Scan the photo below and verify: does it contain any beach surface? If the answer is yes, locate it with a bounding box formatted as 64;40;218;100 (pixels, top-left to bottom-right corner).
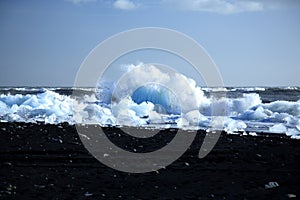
0;122;299;199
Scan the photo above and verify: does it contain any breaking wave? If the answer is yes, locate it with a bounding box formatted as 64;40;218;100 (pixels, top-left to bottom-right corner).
0;64;299;138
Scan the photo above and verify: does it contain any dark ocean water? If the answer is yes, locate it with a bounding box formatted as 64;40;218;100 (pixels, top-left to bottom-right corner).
1;86;299;102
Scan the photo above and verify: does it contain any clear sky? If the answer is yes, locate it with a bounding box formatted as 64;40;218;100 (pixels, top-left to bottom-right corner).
0;0;300;87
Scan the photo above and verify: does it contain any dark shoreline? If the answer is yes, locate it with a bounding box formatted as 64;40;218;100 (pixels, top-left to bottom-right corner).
0;122;299;199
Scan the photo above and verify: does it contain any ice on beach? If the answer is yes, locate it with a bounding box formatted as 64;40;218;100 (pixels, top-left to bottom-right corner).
0;64;300;139
264;101;300;116
224;118;247;133
0;90;73;124
0;101;10;115
269;124;287;133
183;110;209;127
286;128;300;136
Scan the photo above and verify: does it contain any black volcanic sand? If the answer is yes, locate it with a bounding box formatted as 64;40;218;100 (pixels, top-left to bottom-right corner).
0;123;299;199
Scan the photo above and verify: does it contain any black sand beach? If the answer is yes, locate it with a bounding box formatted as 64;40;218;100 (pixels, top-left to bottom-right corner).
0;122;299;199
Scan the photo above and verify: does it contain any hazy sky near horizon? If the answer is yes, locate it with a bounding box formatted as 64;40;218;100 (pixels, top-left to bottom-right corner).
0;0;300;87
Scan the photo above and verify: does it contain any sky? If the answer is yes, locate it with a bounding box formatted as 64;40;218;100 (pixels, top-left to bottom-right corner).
0;0;300;87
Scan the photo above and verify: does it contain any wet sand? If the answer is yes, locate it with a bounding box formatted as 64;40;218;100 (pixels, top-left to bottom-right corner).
0;122;299;199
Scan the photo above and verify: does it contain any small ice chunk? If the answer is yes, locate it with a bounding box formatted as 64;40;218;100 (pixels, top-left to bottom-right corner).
287;194;297;198
225;118;247;133
286;128;300;136
269;124;287;133
184;110;209;126
265;182;279;189
249;132;257;136
149;111;164;124
84;192;93;197
79;133;90;140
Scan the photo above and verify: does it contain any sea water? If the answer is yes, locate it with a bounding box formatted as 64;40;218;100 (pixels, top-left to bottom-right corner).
0;68;299;138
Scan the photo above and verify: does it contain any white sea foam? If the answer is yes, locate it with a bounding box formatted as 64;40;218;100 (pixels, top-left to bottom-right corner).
0;64;299;138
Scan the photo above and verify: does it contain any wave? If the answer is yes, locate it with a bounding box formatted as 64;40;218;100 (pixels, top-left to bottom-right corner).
1;89;299;138
0;65;299;138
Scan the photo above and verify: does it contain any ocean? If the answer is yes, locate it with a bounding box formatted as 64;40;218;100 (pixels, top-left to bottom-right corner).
0;86;299;138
